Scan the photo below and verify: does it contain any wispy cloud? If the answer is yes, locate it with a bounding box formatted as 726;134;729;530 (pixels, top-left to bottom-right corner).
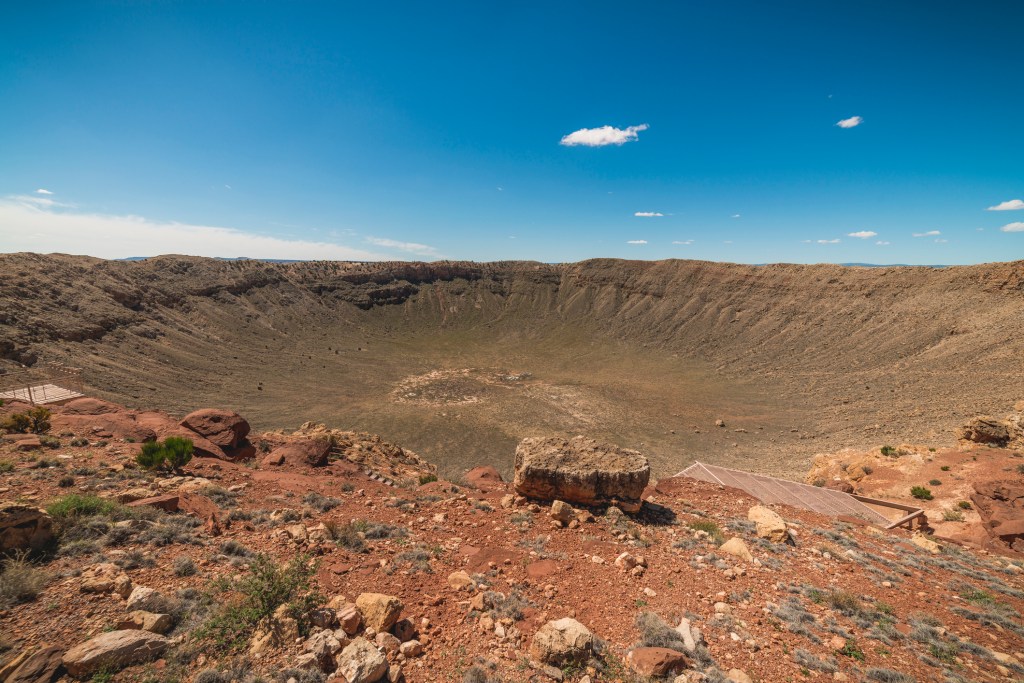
817;238;841;244
935;238;948;243
634;211;663;217
35;188;53;195
876;240;890;245
848;230;877;239
9;194;73;209
836;116;863;129
731;214;741;219
560;124;649;147
1001;222;1024;233
626;239;648;245
987;199;1024;211
364;236;441;257
0;196;384;261
672;239;694;245
912;230;941;237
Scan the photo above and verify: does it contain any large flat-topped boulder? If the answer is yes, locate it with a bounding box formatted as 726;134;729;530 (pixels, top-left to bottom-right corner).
513;436;650;513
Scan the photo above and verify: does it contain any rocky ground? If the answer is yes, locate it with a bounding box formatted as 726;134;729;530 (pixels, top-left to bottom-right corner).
3;398;1024;683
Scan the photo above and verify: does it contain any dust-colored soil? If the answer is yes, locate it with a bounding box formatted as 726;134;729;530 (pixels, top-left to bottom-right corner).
4;398;1024;683
1;253;1023;480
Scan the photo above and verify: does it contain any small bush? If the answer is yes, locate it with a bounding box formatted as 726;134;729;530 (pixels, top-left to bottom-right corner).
419;473;438;485
866;668;915;683
58;474;76;488
69;437;90;447
942;509;964;522
940;465;950;472
38;435;60;449
910;486;933;501
0;460;14;474
957;500;972;510
880;445;897;457
199;553;321;649
1;407;51;434
220;540;252;557
635;612;688;652
839;639;865;661
174;556;198;577
928;479;942;486
136;437;194;471
47;494;122;534
0;553;48;609
301;492;340;512
688;519;725;543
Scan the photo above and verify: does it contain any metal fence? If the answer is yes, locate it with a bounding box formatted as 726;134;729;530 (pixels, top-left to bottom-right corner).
0;363;85;405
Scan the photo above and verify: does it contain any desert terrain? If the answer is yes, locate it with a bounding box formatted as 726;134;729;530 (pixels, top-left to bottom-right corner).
1;253;1022;480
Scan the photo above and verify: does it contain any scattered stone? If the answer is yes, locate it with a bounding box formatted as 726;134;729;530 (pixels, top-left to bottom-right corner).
125;586;167;613
719;537;753;563
3;646;62;683
0;503;53;553
529;618;594;665
447;570;475;591
627;648;688;677
355;593;403;632
335;638;388;683
336;602;363;635
550;500;574;524
61;630;168;679
399;640;424;658
747;505;788;543
117;611;173;635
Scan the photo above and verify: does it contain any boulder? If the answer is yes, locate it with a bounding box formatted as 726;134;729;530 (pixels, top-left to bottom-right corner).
61;630;167;679
971;479;1024;549
626;647;688;677
117;611;173;634
269;437;332;467
465;466;504;490
513;436;650;513
3;646;63;683
335;638;388;683
336;602;363;635
747;505;788;543
719;537;753;563
957;416;1012;446
355;593;403;632
51;412;156;443
61;398;121;415
550;500;574;524
0;503;53;554
529;618;594;666
154;425;229;460
125;586;168;613
447;570;475;591
179;409;250;449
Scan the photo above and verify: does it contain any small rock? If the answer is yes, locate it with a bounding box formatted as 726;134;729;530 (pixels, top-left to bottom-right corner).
335;638;388;683
399;640;424;657
719;537;753;563
447;570;475;591
117;611;173;635
61;630;168;679
529;618;594;666
355;593;403;632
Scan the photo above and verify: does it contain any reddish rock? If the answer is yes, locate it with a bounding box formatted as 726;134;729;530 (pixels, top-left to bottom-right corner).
971;480;1024;550
152;425;228;460
957;417;1012;446
4;646;63;683
126;495;180;513
465;466;504;490
626;648;688;677
12;435;42;451
262;453;285;466
826;480;856;494
126;492;221;528
224;443;256;461
179;409;250;449
52;413;156;443
61;398;121;415
526;559;558;579
269;437;332;467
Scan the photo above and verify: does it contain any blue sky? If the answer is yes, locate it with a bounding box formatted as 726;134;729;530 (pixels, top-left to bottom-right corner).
1;1;1021;264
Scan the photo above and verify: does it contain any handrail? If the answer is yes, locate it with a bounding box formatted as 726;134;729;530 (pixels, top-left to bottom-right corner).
884;509;926;530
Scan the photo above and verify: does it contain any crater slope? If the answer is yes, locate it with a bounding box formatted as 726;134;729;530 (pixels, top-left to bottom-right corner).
1;253;1021;479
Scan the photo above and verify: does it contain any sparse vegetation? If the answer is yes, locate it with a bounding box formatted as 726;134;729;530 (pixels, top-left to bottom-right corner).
301;492;340;512
942;508;964;522
880;445;897;457
1;407;51;434
687;519;725;543
0;553;48;609
910;486;933;501
173;556;198;577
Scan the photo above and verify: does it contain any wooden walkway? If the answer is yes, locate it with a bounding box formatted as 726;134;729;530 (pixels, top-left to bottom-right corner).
0;383;84;405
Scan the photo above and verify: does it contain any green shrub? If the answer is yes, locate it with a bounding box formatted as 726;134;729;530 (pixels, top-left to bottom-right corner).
942;509;964;522
199;554;321;649
0;460;14;474
1;413;32;434
839;639;865;661
136;437;194;471
58;474;75;488
928;479;942;486
910;486;933;501
940;465;950;472
419;473;438;485
880;445;897;457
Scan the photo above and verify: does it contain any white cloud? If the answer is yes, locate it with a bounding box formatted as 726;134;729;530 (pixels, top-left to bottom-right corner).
986;199;1024;211
363;236;441;257
876;240;890;245
817;238;841;244
626;240;648;245
0;196;386;261
35;188;53;195
836;116;863;129
672;240;693;245
634;211;663;217
560;123;649;147
848;230;877;239
1001;222;1024;233
912;230;941;237
935;238;948;243
731;214;741;218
